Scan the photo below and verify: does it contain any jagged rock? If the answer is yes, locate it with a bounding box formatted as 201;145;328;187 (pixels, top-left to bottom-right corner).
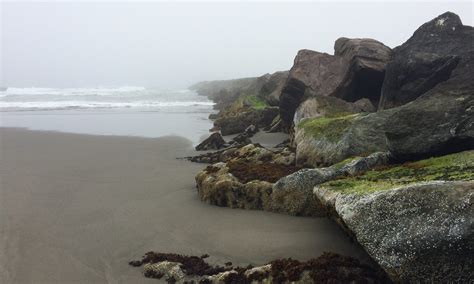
379;12;473;110
315;181;474;282
195;144;300;210
214;107;279;135
279;38;391;129
258;71;289;106
191;71;288;135
184;146;238;164
231;125;258;145
195;162;274;210
143;261;185;281
272;168;336;216
280;50;347;128
195;132;227;151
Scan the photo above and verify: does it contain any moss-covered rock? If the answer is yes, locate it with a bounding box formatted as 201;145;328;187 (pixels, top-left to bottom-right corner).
318;150;474;195
297;113;360;143
314;180;474;282
312;151;474;282
294;111;390;167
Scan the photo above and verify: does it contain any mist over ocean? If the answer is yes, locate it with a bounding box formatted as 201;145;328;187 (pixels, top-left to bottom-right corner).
0;87;215;144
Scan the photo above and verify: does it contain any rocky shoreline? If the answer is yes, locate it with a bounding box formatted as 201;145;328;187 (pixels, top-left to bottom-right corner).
131;12;473;283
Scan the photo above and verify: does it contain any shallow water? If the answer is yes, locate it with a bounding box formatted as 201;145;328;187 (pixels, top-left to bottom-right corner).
0;87;216;145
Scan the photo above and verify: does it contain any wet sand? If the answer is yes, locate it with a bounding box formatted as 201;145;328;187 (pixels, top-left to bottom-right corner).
0;128;370;283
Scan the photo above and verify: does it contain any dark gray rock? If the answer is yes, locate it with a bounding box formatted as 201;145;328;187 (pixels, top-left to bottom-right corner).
214;107;279;135
195;132;227;151
379;12;473;110
385;90;474;160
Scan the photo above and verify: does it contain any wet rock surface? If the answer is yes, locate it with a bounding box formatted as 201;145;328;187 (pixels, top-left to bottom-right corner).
195;133;227;151
195;144;299;210
129;251;389;283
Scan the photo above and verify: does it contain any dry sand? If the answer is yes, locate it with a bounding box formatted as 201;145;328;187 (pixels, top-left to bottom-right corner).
0;128;371;283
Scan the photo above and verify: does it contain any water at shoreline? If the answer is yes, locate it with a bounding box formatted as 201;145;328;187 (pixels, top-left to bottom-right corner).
0;87;215;145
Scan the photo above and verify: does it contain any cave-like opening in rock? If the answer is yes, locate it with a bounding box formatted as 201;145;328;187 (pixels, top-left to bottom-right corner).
337;67;386;107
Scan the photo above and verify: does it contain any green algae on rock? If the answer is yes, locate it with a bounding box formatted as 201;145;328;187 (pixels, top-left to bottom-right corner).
297;113;361;143
319;150;474;195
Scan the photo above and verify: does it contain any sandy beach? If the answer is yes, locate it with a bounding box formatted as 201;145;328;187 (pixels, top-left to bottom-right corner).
0;128;371;283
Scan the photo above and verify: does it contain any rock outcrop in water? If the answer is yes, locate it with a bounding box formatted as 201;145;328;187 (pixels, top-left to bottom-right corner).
183;11;474;283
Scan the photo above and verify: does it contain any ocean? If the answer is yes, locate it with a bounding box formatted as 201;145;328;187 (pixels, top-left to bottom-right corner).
0;87;215;145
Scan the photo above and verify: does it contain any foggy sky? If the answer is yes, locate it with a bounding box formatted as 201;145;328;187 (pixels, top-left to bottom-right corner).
1;1;473;88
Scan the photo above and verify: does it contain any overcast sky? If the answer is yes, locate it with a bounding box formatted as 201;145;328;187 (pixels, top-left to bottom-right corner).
1;1;472;88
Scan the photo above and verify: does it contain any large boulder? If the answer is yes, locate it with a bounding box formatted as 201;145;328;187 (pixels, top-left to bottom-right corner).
315;181;474;282
294;111;390;167
385;90;474;160
279;50;347;128
213;106;279;135
333;37;392;104
280;38;391;129
379;12;474;110
313;150;474;282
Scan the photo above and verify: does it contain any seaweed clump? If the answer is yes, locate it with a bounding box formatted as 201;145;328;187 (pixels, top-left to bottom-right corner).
227;160;302;183
270;252;388;283
129;251;390;283
129;252;230;276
